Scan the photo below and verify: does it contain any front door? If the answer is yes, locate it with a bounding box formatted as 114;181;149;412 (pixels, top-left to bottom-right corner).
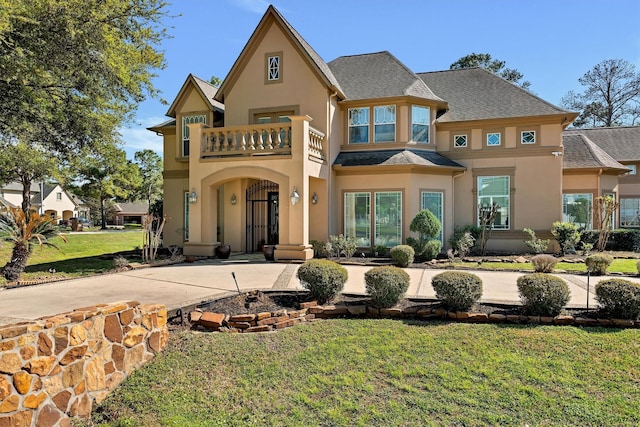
246;180;279;252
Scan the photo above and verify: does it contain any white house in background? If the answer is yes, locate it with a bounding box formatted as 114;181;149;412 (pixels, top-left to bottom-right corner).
0;182;90;222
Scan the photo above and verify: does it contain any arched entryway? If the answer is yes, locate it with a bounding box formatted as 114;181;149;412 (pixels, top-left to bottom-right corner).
246;180;279;253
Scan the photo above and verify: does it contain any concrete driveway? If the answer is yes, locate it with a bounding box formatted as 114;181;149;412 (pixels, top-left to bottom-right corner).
1;256;638;325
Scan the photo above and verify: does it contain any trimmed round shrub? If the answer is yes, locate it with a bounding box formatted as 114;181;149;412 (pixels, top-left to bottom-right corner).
423;240;442;261
530;254;559;273
296;259;348;304
390;245;415;267
365;266;410;308
595;278;640;319
585;254;613;275
431;271;483;312
517;273;570;316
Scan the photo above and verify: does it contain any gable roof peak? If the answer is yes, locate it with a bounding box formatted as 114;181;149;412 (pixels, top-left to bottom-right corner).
166;74;224;118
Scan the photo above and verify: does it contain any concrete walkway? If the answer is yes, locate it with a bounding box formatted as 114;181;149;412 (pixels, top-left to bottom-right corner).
1;255;638;325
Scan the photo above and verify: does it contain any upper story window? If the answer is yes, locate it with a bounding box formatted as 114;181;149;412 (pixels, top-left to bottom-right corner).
56;192;62;201
487;132;501;146
521;130;536;144
265;52;283;84
182;114;206;157
454;134;467;148
411;106;430;143
374;105;396;143
348;107;369;144
626;164;637;175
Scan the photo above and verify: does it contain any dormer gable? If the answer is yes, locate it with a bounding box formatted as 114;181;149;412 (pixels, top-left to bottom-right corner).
166;74;224;118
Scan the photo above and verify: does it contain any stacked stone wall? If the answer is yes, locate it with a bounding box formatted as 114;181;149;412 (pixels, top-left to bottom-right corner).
0;301;168;427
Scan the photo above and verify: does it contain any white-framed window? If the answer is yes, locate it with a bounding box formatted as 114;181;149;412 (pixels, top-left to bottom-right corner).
348;107;369;144
626;164;637;175
56;192;62;201
411;105;430;143
620;198;640;227
487;132;501;146
478;176;510;229
521;130;536;144
344;192;371;246
267;55;280;81
562;193;593;229
421;191;443;243
374;105;396;143
184;192;190;241
344;191;402;247
181;114;206;157
454;134;467;148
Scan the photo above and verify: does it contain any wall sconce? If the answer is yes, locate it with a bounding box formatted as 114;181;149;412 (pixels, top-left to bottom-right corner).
551;151;563;157
311;192;318;205
290;187;300;205
230;193;237;205
190;188;197;204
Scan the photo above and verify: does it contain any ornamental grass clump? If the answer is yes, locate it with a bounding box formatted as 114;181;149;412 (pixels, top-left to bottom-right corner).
296;259;348;304
595;278;640;320
585;254;613;275
530;254;559;273
516;273;570;316
390;245;414;267
431;271;483;312
364;266;410;308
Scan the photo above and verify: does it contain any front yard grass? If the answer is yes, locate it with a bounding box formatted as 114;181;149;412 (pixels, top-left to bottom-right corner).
90;320;640;426
0;231;143;284
462;258;638;274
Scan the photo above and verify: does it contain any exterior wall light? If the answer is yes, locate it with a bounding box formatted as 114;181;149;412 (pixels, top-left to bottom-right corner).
190;188;197;204
311;192;318;204
290;187;300;205
230;193;237;205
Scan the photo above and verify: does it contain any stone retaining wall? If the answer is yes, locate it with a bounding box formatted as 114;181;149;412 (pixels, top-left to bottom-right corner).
0;301;168;427
191;300;640;333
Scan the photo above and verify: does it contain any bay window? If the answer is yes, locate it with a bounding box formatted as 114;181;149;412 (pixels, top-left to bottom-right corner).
348;107;369;144
345;191;402;247
182;114;206;157
373;105;396;142
412;106;430;143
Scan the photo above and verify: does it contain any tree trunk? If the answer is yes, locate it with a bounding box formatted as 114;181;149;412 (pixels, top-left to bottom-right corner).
21;177;32;214
1;242;30;281
100;196;107;229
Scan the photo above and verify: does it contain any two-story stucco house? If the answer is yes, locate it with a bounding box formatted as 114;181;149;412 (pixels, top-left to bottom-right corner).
150;5;639;260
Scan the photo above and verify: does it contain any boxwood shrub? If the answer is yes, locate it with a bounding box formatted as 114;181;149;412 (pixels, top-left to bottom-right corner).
585;254;613;275
431;271;483;312
364;266;410;308
296;259;347;304
390;245;415;267
595;278;640;319
530;254;559;273
581;229;640;252
516;273;570;316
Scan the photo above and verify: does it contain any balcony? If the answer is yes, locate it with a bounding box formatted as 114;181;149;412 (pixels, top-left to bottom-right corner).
199;121;325;161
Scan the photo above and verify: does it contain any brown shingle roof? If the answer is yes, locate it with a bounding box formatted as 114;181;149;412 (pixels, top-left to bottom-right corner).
328;52;445;103
562;133;629;171
563;126;640;162
418;68;573;122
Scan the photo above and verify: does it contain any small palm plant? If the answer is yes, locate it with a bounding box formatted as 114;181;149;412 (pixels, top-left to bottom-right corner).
0;207;66;281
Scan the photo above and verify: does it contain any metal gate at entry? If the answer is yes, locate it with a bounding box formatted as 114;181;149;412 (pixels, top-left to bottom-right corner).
246;180;279;253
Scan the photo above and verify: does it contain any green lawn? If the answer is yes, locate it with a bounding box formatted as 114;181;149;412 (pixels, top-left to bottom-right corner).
89;320;640;426
455;258;639;274
0;231;143;284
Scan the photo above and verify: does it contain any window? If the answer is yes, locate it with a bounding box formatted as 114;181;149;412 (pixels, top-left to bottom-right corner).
344;191;402;247
56;192;62;201
411;106;430;143
182;114;206;157
562;193;593;229
348;107;369;144
477;176;510;229
454;134;467;148
184;192;190;240
521;130;536;144
374;105;396;142
255;112;292;148
344;192;370;246
487;132;501;146
626;164;637;175
422;191;443;243
620;198;640;227
267;55;280;81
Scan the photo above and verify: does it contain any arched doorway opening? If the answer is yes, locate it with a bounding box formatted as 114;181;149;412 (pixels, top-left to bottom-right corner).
246;180;279;253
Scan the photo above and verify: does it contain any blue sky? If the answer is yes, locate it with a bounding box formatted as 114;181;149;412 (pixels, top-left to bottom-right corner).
122;0;640;158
